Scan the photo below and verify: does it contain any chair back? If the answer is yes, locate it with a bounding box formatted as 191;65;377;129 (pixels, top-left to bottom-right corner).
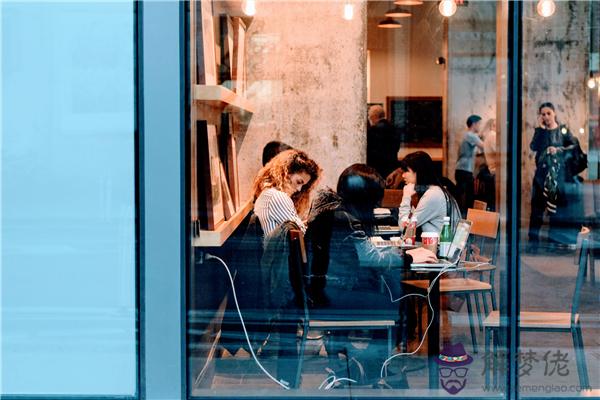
466;208;500;264
289;230;310;320
473;200;487;210
467;208;499;239
381;189;403;208
571;228;590;324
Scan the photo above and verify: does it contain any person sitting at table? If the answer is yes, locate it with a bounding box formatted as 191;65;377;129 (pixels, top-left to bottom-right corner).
252;149;321;237
307;163;437;304
305;164;436;384
398;151;461;235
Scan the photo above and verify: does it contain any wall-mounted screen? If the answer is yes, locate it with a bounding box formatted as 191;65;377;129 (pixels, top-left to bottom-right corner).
387;96;443;146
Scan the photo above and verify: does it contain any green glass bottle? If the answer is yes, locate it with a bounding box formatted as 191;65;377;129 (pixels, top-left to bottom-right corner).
439;216;452;259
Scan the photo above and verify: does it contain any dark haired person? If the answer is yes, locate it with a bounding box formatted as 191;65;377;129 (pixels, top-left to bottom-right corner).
455;115;484;215
261;140;293;166
305;164;436;383
307;164;436;304
367;105;401;179
528;102;583;252
398;151;461;235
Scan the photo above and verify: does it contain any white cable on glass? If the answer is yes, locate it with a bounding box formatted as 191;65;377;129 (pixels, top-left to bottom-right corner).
324;377;357;390
205;254;291;390
206;253;489;387
379;263;457;378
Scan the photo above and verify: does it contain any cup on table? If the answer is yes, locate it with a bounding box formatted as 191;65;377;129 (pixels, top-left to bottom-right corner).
421;232;439;254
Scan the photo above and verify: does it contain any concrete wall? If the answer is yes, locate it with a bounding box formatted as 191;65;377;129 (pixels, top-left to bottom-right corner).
447;2;497;180
238;1;367;198
521;1;590;217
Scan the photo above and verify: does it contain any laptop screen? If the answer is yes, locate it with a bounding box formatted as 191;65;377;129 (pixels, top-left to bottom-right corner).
446;220;472;262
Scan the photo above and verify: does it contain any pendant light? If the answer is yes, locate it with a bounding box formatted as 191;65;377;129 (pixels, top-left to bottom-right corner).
385;6;412;18
243;0;256;16
588;72;597;90
537;0;556;17
343;2;354;20
394;0;424;5
378;17;402;29
438;0;457;17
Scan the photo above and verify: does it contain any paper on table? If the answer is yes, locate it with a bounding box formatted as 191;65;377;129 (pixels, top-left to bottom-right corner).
374;208;392;216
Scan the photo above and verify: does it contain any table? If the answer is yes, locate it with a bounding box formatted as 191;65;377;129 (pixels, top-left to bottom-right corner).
371;236;444;389
414;266;472;389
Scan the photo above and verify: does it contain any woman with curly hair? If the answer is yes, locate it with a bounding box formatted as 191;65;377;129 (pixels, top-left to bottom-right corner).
252;149;321;236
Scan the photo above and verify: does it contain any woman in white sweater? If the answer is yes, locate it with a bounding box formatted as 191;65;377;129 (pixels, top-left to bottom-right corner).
252;149;321;237
398;151;461;234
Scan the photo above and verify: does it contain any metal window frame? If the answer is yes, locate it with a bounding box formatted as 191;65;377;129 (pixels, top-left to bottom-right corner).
139;1;188;400
505;2;522;400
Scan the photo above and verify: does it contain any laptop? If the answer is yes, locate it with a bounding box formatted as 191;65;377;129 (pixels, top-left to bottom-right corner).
411;219;472;270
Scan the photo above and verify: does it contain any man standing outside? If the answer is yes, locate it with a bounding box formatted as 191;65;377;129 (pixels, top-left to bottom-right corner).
455;115;484;215
367;105;400;179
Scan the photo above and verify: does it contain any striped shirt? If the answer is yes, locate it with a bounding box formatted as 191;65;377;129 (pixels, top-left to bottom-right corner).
254;188;306;237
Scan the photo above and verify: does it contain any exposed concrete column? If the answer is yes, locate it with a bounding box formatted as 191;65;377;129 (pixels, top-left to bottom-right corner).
239;0;368;196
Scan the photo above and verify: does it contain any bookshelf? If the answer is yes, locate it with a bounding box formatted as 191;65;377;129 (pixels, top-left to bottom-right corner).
192;199;253;247
190;0;254;246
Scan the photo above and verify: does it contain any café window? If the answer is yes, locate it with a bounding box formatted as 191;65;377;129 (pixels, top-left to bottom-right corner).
186;1;598;398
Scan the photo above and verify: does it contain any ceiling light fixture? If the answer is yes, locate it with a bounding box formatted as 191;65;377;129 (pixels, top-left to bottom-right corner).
378;17;402;29
438;0;457;17
588;72;597;90
536;0;556;18
243;0;256;16
343;3;354;20
385;6;412;18
394;0;424;5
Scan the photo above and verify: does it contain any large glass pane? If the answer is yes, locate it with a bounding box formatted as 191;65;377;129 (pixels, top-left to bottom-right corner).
520;0;599;396
1;2;137;396
188;0;509;397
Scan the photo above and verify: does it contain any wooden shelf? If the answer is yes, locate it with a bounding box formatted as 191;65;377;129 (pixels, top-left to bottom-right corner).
193;85;255;114
192;199;253;247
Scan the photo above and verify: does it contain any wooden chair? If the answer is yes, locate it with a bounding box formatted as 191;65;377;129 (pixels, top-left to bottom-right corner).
289;230;396;387
473;200;487;210
402;209;499;353
483;228;591;389
465;208;500;328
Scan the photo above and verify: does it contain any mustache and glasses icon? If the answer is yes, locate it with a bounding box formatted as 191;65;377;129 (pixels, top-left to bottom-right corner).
435;343;473;395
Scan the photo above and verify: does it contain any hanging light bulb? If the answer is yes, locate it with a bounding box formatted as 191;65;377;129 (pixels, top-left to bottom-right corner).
536;0;556;18
243;0;256;16
343;3;354;20
438;0;457;17
587;72;597;89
